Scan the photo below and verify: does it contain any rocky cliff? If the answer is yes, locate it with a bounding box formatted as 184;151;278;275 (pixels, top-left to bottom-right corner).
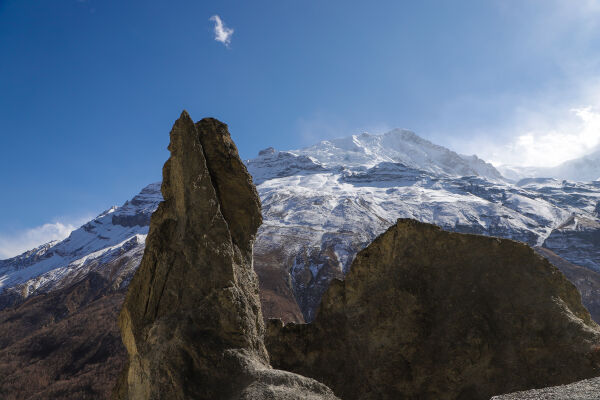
115;112;337;399
267;219;600;400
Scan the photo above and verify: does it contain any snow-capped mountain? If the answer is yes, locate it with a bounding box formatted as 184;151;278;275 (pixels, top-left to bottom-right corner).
249;145;600;319
3;129;600;323
249;129;505;184
499;147;600;182
0;183;161;308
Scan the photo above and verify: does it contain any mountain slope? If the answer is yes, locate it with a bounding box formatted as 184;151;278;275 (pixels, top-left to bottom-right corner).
535;247;600;323
0;273;126;400
249;154;600;320
0;183;160;309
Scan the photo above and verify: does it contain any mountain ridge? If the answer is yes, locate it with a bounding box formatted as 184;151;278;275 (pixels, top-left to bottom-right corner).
3;128;600;323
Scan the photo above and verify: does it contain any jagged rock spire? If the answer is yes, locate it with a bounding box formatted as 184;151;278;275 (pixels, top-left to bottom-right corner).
115;111;337;400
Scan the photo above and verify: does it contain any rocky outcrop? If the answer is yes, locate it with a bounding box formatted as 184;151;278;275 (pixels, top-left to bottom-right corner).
115;112;337;399
267;219;600;400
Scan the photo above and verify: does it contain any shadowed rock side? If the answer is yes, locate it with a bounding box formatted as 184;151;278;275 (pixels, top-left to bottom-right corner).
536;247;600;323
267;219;600;400
115;112;337;400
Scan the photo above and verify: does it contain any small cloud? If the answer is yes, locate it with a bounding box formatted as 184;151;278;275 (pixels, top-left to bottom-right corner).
210;15;234;47
0;217;90;259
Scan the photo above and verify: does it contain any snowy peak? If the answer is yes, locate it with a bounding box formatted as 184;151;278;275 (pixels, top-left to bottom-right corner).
0;183;163;303
112;182;162;227
248;129;505;182
458;153;506;181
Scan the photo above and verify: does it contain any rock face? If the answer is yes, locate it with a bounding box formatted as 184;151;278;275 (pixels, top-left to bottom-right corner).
267;219;600;400
115;112;337;400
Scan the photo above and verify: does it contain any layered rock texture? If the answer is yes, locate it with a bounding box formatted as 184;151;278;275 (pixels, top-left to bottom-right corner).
267;219;600;400
115;112;337;399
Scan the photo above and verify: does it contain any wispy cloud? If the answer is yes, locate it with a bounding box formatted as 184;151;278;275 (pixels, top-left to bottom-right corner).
451;96;600;168
497;107;600;167
210;15;234;47
0;217;90;259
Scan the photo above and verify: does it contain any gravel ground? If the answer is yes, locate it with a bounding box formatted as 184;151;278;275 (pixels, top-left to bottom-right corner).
491;377;600;400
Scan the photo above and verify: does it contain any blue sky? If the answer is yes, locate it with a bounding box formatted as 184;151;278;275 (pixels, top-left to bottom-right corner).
1;0;600;257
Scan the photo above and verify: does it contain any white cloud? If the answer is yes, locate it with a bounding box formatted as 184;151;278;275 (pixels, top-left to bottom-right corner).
0;218;89;259
494;107;600;167
210;15;234;47
451;102;600;168
436;0;600;168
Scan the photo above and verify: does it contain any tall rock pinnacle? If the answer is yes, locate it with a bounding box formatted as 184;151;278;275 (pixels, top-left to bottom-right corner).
114;112;337;399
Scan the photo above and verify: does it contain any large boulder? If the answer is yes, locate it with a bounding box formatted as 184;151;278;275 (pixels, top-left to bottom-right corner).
267;219;600;400
115;112;337;400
